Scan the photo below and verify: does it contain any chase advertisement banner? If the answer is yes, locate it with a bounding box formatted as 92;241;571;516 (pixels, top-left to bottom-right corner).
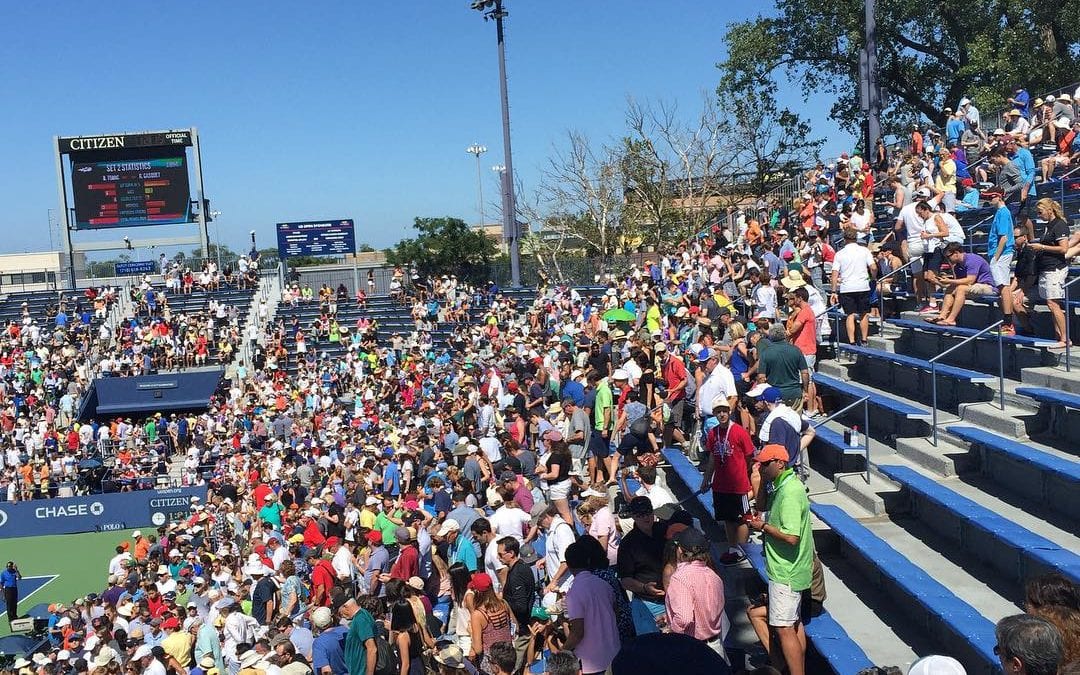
0;486;208;539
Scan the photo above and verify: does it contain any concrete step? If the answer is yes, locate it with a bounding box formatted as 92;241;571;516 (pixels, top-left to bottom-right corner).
1020;365;1080;394
954;400;1032;439
808;458;903;518
834;470;903;518
895;434;974;477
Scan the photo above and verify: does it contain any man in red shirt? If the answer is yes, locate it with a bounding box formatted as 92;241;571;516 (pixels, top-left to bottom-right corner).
252;481;272;510
656;342;688;447
388;527;419;581
699;395;756;566
307;549;338;608
784;287;819;416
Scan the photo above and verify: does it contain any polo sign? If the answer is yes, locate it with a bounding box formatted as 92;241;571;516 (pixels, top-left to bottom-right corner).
0;486;207;539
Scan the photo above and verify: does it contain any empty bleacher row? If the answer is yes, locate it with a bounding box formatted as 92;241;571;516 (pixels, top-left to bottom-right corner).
774;283;1080;670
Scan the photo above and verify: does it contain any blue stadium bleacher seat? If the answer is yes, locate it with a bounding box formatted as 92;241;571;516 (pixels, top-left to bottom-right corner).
1015;386;1080;411
660;449;875;674
812;373;931;420
877;464;1080;586
946;425;1080;514
887;318;1059;349
838;344;996;384
811;504;998;673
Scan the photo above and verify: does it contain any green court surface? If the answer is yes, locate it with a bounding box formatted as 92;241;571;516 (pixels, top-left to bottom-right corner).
0;530;125;636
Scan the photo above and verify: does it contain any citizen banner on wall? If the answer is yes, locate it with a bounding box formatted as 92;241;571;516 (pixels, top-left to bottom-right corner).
0;486;207;539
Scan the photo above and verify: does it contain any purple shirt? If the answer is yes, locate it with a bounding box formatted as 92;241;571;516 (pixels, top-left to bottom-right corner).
566;571;621;673
959;253;995;287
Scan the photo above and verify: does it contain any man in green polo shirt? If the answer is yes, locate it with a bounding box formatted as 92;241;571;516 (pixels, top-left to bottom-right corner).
748;443;813;675
341;597;377;675
590;371;614;485
758;323;809;411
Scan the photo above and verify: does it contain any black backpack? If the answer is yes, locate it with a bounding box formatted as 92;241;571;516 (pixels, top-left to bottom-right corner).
372;623;400;675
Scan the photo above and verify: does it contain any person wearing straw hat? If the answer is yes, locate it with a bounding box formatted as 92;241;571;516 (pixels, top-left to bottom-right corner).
432;643;470;673
1039;117;1077;182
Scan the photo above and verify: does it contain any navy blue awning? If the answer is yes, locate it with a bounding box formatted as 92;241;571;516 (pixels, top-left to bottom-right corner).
78;369;223;420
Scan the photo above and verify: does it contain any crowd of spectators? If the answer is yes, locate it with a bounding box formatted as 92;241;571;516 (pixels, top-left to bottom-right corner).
0;255;265;502
4;84;1080;675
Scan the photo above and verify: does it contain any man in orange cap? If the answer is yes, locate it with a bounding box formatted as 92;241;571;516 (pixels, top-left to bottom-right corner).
746;444;813;675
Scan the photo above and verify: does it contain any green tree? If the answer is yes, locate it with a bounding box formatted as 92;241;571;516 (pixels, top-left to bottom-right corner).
385;217;497;283
621;96;740;248
187;243;237;264
718;80;824;197
719;0;1080;135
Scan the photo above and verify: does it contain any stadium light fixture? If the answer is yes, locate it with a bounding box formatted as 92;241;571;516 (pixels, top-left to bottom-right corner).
471;0;519;286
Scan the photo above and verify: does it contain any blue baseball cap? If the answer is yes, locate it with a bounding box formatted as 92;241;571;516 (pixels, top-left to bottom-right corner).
761;386;783;403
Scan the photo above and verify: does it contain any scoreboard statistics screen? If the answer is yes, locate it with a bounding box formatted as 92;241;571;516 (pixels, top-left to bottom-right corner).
70;147;191;230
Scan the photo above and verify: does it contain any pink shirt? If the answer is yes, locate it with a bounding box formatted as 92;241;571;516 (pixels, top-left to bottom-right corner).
588;506;620;566
565;571;620;673
665;560;725;640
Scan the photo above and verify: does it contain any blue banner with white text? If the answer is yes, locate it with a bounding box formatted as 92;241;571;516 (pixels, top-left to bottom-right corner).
0;486;207;539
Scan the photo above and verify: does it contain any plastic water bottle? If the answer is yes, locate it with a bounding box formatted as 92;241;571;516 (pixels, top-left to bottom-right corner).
849;425;861;448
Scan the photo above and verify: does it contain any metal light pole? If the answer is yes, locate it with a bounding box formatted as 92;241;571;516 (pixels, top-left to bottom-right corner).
492;165;508;256
210;210;223;268
472;0;521;287
467;144;487;228
861;0;881;155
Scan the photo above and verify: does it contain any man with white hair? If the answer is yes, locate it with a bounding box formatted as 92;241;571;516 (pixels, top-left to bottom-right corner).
695;347;737;425
133;644;166;675
310;606;348;675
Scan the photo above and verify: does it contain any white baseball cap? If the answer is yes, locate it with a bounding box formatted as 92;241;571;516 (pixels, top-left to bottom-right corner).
311;606;333;629
908;655;966;675
436;519;461;537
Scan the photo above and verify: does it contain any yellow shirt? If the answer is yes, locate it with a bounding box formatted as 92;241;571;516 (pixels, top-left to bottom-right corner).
935;158;957;194
359;509;377;530
162;630;193;667
646;305;662;332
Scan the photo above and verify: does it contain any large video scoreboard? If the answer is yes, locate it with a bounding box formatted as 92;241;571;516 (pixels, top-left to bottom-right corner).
60;131;194;230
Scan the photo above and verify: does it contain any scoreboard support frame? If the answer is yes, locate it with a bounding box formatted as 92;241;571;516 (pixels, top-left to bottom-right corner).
54;127;211;290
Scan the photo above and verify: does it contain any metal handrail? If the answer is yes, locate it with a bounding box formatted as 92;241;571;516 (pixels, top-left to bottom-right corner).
961;212;999;252
877;258;920;320
816;301;842;352
929;319;1005;445
812;395;871;484
1064;275;1080;371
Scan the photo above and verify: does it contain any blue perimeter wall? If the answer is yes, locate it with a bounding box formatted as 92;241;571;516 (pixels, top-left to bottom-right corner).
0;486;208;539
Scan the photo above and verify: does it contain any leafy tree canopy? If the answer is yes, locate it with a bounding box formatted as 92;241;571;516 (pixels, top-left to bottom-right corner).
385;217;497;283
719;0;1080;135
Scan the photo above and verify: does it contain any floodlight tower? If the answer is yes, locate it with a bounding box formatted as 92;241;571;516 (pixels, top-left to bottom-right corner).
471;0;520;287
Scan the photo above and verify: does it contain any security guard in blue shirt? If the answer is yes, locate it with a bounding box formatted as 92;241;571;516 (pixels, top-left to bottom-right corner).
1;561;22;625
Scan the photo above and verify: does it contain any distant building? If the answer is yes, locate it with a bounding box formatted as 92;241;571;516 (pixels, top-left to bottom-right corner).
0;251;87;293
471;223;511;254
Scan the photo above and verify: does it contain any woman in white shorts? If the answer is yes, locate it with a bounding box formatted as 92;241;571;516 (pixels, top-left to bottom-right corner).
1031;199;1073;347
538;439;574;525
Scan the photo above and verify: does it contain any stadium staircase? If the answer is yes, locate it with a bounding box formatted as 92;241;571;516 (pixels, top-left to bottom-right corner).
665;260;1080;672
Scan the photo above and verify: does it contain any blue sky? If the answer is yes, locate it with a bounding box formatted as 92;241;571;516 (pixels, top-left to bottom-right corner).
0;1;852;256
